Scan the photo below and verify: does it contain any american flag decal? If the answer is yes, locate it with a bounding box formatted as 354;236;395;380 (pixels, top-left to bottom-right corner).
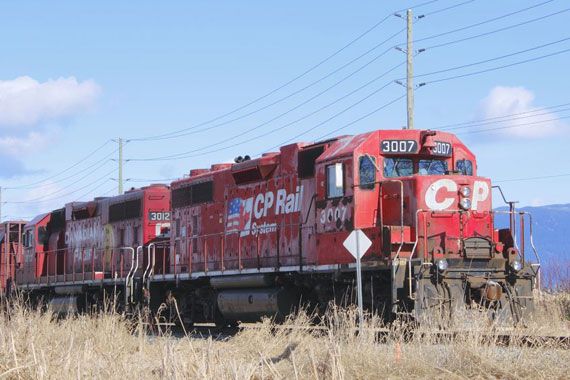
226;197;243;230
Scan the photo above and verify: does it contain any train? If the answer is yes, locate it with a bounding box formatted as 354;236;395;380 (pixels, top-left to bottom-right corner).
0;128;540;324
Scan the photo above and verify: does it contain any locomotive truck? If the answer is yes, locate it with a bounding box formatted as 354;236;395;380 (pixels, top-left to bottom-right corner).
2;129;539;324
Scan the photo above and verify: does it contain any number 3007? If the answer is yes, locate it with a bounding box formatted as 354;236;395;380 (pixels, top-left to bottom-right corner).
432;141;452;156
381;140;418;153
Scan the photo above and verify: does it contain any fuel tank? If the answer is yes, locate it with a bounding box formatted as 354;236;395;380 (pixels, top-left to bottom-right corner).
216;287;296;322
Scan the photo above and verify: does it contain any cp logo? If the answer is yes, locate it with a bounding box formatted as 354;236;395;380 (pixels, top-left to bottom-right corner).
424;179;489;211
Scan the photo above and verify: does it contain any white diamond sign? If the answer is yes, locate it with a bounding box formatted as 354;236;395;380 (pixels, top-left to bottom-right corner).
343;229;372;260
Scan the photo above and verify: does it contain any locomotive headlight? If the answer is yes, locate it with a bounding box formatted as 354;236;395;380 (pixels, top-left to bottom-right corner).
459;197;472;210
460;186;471;198
511;259;523;272
436;259;449;271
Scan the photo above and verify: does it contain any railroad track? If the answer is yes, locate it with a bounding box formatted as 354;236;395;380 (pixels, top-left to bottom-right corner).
180;324;570;349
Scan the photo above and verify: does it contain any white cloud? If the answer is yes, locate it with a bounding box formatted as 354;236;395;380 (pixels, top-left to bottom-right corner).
479;86;566;138
0;76;100;129
0;130;57;156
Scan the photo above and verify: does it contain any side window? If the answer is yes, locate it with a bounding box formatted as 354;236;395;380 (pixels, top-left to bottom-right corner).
359;155;376;189
383;158;413;178
326;163;344;198
456;159;473;176
23;231;30;248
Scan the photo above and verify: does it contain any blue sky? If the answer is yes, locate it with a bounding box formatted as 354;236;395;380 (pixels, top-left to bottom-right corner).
0;0;569;219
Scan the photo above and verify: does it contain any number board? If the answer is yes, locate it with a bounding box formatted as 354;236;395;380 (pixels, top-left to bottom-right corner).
148;211;171;221
381;140;418;154
432;141;452;156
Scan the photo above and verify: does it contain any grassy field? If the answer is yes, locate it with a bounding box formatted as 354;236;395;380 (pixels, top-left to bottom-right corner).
0;292;568;379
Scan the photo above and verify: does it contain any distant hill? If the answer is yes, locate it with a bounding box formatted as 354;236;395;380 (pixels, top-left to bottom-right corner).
495;203;570;288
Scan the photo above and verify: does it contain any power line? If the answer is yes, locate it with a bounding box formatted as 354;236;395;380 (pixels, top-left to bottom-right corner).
434;102;570;129
5;146;120;193
3;158;114;203
423;7;570;50
131;41;570;161
440;107;570;131
132;28;407;142
284;46;570;146
495;173;570;183
407;37;570;80
424;47;570;85
132;30;405;142
271;94;407;150
423;0;476;16
4;167;116;205
130;0;478;142
129;61;404;161
456;114;570;135
126;2;565;160
3;140;112;190
407;0;555;45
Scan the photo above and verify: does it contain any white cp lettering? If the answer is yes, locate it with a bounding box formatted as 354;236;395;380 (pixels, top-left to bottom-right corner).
471;181;490;211
425;179;457;211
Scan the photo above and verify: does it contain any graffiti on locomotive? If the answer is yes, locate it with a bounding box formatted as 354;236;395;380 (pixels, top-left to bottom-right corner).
66;218;103;261
226;185;303;237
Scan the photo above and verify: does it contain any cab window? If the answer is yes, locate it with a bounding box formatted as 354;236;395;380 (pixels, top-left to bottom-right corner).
456;159;473;175
359;155;376;189
23;230;34;248
418;159;448;175
383;158;413;178
326;163;344;198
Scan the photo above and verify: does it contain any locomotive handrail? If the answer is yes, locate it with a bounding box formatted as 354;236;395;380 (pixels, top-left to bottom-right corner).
503;211;541;288
491;210;541;265
521;212;541;289
492;210;521;257
521;212;540;264
302;194;317;225
492;185;518;238
142;243;155;287
23;245;152;286
121;246;137;304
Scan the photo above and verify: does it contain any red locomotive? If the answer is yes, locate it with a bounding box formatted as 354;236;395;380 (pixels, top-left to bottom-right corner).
4;129;539;323
13;185;170;311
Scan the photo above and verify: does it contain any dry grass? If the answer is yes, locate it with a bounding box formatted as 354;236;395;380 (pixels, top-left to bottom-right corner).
0;293;569;379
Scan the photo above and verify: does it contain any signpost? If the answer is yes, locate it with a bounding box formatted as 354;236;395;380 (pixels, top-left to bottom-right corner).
343;229;372;331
